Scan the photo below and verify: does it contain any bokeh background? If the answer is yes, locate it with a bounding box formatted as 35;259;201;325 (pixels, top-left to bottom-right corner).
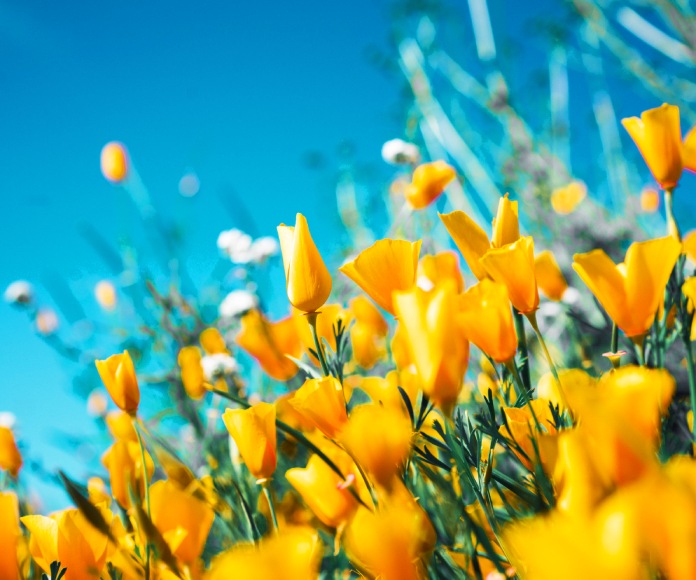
2;0;696;508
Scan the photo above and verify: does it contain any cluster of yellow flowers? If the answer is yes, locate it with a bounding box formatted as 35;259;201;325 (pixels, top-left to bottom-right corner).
2;102;696;579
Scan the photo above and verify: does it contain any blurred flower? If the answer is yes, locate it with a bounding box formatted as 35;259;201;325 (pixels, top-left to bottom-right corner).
393;282;469;413
459;280;517;364
286;454;359;528
105;410;137;441
236;309;301;381
94;280;117;311
340;239;422;315
417;251;464;293
217;229;254;263
3;280;33;305
150;479;215;566
95;351;140;415
207;527;322;579
178;171;200;197
222;402;277;480
640;187;660;213
219;289;258;319
100;141;129;183
350;296;388;369
683;230;696;265
0;427;22;477
550;181;586;215
251;236;279;262
499;400;558;473
404;160;456;209
573;236;681;337
534;250;568;301
480;236;539;314
102;440;154;509
201;353;238;382
0;492;19;580
86;389;108;417
278;213;332;314
200;327;229;354
35;308;59;335
0;412;16;429
290;376;348;439
381;138;420;165
178;346;208;399
622;103;684;189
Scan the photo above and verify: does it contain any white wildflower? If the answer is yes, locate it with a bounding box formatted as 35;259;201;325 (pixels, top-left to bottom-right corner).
250;236;279;263
201;353;239;382
217;228;255;263
381;138;420;165
219;290;258;319
0;412;16;429
4;280;33;305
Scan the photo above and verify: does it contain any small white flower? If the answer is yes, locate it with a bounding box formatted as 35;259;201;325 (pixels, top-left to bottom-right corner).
0;412;16;429
381;138;420;165
250;236;279;263
87;390;108;417
217;229;255;263
35;308;59;335
562;287;581;307
201;353;238;381
4;280;33;305
219;289;258;319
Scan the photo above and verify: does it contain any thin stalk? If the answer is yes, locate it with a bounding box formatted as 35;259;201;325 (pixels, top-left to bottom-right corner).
259;481;279;533
611;323;618;354
505;361;542;432
336;442;379;510
306;312;330;377
513;310;531;391
134;419;151;580
686;339;696;439
664;187;681;241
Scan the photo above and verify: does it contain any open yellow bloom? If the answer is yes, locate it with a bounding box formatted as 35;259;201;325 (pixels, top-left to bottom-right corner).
340;239;421;315
150;480;215;566
403;160;456;209
459;280;517;364
236;309;301;381
550;181;586;215
222;402;277;480
286;454;359;528
100;141;129;183
22;509;109;580
102;439;155;509
0;492;19;580
0;427;22;477
417;251;464;292
178;346;207;399
278;213;332;313
622;103;684;189
289;376;348;439
534;250;568;301
207;527;322;579
439;194;519;280
393;282;469;413
105;410;138;442
480;236;539;314
95;350;140;415
573;236;681;338
349;296;388;369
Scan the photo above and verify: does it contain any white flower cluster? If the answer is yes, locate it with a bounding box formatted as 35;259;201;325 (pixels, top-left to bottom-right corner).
4;280;34;305
217;229;279;264
381;138;420;165
219;289;258;319
201;353;238;382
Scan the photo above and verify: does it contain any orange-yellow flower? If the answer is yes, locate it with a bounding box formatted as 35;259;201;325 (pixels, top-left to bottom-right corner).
286;454;359;528
95;350;140;415
100;141;129;183
349;296;388;369
0;492;19;580
550;181;586;215
340;239;422;316
277;213;332;313
573;236;681;338
105;410;138;442
94;280;117;311
222;402;277;480
102;439;155;509
0;427;22;477
622;104;684;190
490;194;520;249
417;251;464;292
684;230;696;265
393;282;469;413
499;399;558;473
480;236;539;314
289;377;348;439
150;479;215;566
534;250;568;301
200;327;228;354
236;309;301;381
403;160;456;209
459;280;518;364
640;187;660;213
178;346;207;399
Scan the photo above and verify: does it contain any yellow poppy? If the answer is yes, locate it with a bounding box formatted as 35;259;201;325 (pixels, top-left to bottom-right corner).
222;402;277;480
95;350;140;415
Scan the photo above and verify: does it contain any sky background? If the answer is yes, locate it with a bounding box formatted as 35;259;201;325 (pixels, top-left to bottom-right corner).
2;0;695;508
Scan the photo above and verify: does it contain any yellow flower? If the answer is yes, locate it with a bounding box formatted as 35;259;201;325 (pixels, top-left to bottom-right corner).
105;410;138;442
95;350;140;415
100;141;129;183
684;230;696;265
499;399;558;473
236;309;301;381
293;303;351;362
685;124;696;172
0;427;22;477
349;296;388;369
341;403;412;487
536;368;595;415
0;492;20;580
286;454;359;528
459;280;517;363
573;236;681;338
393;282;469;413
277;213;332;313
640;187;660;213
207;527;322;579
491;194;520;248
683;277;696;340
340;239;422;316
480;236;539;314
622;103;684;189
550;181;586;215
94;280;117;311
178;346;207;399
22;509;109;580
222;402;277;480
534;250;568;301
417;251;464;293
289;376;348;439
356;372;410;413
102;440;155;509
150;480;215;566
200;327;228;354
403;160;456;209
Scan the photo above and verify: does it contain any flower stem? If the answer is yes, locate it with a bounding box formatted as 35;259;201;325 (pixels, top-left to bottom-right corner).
134;419;151;580
664;187;681;242
685;339;696;439
513;310;531;391
306;312;331;377
259;480;279;534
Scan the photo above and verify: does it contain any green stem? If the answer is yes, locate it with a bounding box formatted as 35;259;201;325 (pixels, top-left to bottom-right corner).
505;361;542;432
260;481;279;533
211;389;371;510
611;323;618;354
513;310;531;391
686;340;696;439
134;419;151;580
307;312;330;377
664;187;681;242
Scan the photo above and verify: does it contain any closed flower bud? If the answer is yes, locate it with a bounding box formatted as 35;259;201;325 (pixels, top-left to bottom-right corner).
95;351;140;415
0;427;22;478
100;141;129;183
404;161;456;209
222;402;277;480
534;250;568;301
